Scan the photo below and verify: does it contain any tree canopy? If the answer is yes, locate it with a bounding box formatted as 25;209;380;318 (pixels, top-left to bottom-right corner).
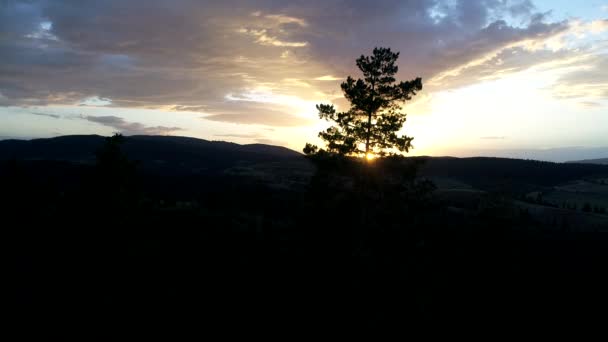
305;47;422;158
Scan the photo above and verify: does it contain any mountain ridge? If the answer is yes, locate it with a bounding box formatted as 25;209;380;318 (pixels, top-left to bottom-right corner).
567;158;608;165
0;134;302;162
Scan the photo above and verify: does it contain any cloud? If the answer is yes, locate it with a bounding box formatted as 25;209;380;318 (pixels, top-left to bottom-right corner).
314;75;342;81
215;133;261;138
237;10;309;47
214;133;287;145
551;54;608;100
30;112;61;119
578;101;602;108
237;28;308;47
451;146;608;163
264;13;308;27
0;92;10;106
589;19;608;34
203;112;312;127
424;17;608;100
85;115;183;135
170;105;208;112
79;96;112;106
428;19;569;88
0;0;601;126
254;138;286;145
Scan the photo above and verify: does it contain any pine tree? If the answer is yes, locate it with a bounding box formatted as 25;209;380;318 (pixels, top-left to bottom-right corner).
583;202;592;212
304;47;422;158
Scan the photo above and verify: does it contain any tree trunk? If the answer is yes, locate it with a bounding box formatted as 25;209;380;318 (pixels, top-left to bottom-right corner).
366;80;375;156
365;111;372;155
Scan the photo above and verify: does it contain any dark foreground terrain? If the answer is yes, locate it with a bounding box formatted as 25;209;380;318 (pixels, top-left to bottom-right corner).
5;135;608;332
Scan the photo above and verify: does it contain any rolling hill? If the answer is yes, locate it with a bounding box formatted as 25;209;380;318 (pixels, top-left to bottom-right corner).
567;158;608;165
0;135;314;198
0;134;301;162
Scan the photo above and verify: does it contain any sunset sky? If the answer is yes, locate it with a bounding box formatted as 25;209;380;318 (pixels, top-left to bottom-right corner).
2;0;608;161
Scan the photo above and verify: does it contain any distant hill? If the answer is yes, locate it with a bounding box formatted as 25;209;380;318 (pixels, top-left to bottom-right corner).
566;158;608;165
416;156;608;194
0;135;312;197
0;135;303;174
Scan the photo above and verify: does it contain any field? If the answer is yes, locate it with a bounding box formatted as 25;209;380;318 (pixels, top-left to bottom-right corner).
538;180;608;210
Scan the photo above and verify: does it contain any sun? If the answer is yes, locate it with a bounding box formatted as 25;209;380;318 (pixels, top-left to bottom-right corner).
365;153;375;161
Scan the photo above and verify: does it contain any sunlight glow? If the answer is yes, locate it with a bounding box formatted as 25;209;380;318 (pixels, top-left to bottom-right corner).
225;87;327;118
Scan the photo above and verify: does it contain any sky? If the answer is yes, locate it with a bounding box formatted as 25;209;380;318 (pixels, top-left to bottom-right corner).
1;0;608;162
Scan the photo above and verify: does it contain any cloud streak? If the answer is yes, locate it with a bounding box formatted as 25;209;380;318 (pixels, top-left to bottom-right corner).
30;112;61;119
214;133;262;139
86;115;183;135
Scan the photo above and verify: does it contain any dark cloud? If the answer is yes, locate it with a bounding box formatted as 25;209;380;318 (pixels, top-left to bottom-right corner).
293;0;567;83
85;115;183;135
0;0;576;126
29;111;61;119
171;105;208;112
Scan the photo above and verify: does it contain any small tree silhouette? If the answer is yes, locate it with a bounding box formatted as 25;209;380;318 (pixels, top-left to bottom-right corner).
583;202;592;213
94;133;138;209
96;134;133;181
305;47;422;158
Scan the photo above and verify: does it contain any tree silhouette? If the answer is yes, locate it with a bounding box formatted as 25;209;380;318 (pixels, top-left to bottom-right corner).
305;47;422;158
93;133;139;209
95;133;134;182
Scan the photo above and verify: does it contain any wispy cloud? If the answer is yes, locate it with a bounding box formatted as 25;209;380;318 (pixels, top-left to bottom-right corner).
448;146;608;163
170;105;208;112
578;101;602;108
255;138;286;146
314;75;341;81
30;112;61;119
79;96;112;107
85;115;183;135
237;28;308;47
263;13;308;27
203;112;311;127
214;133;261;139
